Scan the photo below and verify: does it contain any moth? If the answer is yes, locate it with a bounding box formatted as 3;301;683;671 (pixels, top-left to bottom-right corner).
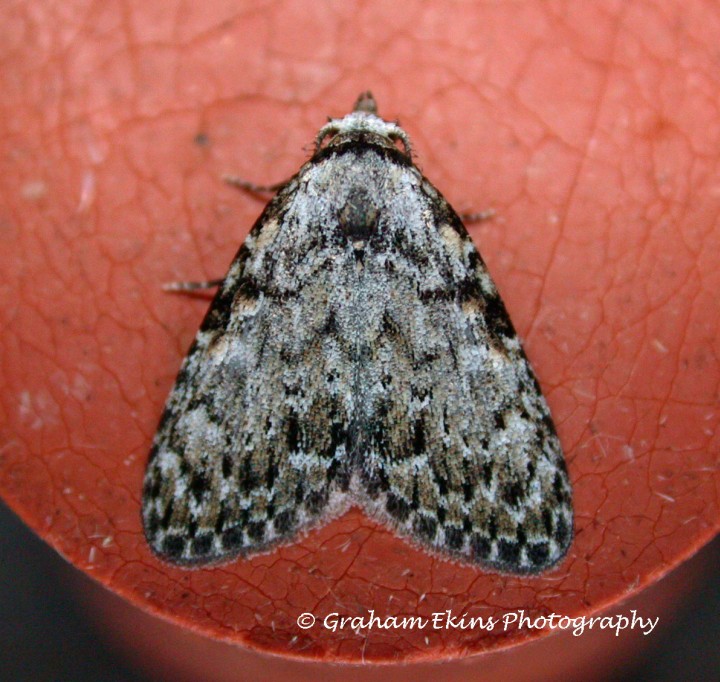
142;92;573;573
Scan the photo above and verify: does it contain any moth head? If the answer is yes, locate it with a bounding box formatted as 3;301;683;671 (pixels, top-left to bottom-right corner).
315;92;412;157
353;91;378;114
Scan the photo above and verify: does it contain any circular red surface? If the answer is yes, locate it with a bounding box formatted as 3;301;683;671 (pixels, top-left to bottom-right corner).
1;0;718;663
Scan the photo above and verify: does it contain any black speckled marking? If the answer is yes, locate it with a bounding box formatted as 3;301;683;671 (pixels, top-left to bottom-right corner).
142;93;572;574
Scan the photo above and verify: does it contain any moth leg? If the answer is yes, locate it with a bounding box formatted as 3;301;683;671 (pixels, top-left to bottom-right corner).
222;174;289;195
162;278;224;292
460;208;496;224
162;173;292;294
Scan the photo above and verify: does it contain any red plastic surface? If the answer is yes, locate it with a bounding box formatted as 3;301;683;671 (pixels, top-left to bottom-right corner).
0;0;718;663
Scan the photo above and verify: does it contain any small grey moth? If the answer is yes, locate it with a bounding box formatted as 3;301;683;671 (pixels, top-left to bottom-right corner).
142;92;573;574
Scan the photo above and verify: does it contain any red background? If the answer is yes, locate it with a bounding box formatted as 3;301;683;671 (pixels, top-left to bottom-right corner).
0;0;718;666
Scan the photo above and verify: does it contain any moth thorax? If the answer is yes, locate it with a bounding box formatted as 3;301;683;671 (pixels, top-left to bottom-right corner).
338;186;379;245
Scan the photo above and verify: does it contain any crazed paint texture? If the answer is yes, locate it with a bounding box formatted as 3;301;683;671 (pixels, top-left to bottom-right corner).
0;0;718;663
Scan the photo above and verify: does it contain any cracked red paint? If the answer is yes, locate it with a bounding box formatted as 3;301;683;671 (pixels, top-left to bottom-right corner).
0;0;718;667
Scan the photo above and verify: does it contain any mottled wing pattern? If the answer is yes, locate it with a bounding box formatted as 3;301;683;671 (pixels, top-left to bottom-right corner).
143;95;573;573
142;184;356;564
355;187;572;574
